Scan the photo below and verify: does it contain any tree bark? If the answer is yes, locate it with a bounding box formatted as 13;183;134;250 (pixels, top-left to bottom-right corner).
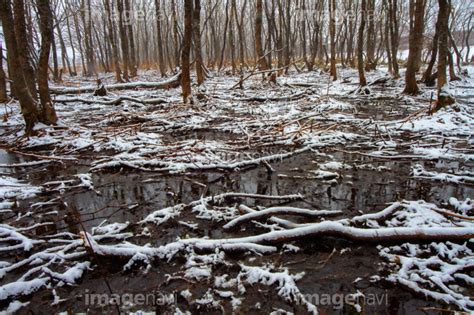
154;0;167;77
0;41;7;103
388;0;400;78
172;0;181;69
193;0;205;85
81;0;97;77
36;0;58;125
124;0;138;77
365;0;376;71
12;0;37;98
329;0;338;80
403;0;426;95
435;0;455;110
0;0;39;134
357;0;367;86
104;0;122;82
255;0;269;70
181;0;193;103
423;18;440;86
117;0;130;81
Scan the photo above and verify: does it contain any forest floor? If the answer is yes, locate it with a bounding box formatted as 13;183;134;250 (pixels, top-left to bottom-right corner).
0;67;473;314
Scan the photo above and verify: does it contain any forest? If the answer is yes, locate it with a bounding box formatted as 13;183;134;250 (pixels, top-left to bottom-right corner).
0;0;473;313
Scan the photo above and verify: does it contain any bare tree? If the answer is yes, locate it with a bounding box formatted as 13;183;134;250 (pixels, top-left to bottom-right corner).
104;0;123;82
358;0;367;86
0;0;39;134
117;0;130;81
434;0;455;110
154;0;167;77
36;0;58;125
181;0;193;103
255;0;269;70
193;0;205;85
403;0;426;95
388;0;400;78
124;0;138;77
13;0;37;98
329;0;338;80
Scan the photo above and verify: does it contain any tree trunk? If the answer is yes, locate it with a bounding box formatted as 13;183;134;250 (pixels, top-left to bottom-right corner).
255;0;269;70
435;0;455;110
181;0;193;103
193;0;205;85
81;0;96;77
235;0;247;71
154;0;167;77
65;3;77;76
12;0;37;98
36;0;58;125
0;41;7;103
104;0;122;82
0;0;39;134
388;0;400;78
283;0;291;73
228;0;237;74
357;0;367;86
423;18;440;86
403;0;426;95
365;0;376;71
124;0;138;77
172;0;181;69
329;0;337;80
218;0;230;71
117;0;130;81
383;0;393;74
73;8;87;76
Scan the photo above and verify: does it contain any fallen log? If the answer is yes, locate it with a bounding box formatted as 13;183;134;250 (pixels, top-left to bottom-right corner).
54;96;168;106
229;89;316;103
186;222;474;246
84;222;473;261
50;73;181;95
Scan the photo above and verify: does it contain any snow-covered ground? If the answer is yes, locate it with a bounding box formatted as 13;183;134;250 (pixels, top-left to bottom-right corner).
0;67;473;313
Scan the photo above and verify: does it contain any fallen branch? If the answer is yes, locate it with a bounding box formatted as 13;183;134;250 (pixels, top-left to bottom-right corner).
54;96;168;106
224;205;342;230
50;73;181;95
231;90;316;103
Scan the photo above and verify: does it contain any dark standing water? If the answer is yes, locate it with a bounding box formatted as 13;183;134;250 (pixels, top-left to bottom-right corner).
0;95;472;314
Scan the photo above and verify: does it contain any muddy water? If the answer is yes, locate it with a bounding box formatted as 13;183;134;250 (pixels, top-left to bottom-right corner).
1;98;472;314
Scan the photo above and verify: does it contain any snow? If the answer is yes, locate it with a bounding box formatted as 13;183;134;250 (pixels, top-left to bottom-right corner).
411;164;474;184
42;262;91;286
0;65;473;312
448;197;473;215
0;176;42;200
0;278;48;301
